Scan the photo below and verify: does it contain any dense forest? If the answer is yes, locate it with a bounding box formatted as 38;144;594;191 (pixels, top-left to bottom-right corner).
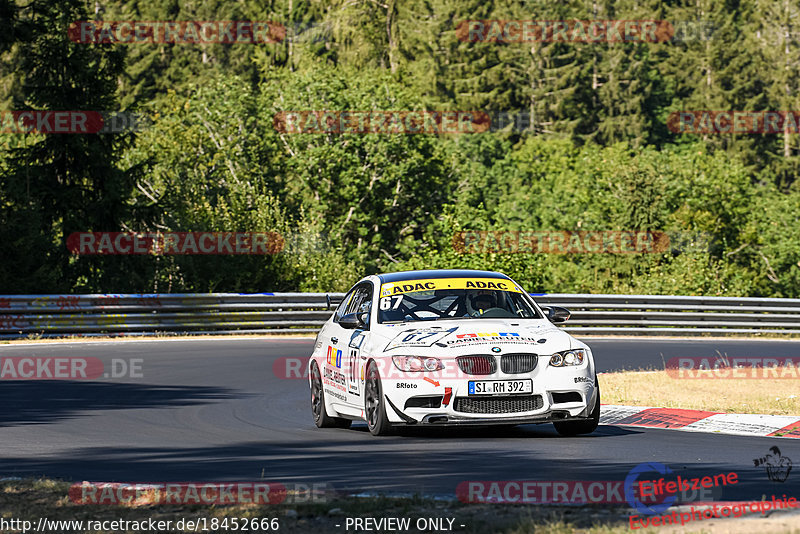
1;0;799;296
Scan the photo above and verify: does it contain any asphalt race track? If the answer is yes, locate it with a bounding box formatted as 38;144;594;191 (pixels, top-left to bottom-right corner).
2;337;800;502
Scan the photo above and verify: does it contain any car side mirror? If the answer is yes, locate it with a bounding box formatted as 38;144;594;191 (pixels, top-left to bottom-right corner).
339;312;366;330
545;306;571;324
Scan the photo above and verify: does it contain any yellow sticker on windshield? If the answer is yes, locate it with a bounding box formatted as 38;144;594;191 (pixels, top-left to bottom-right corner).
380;278;522;297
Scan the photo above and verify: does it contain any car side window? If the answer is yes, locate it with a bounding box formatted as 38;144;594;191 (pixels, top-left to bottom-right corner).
334;291;355;323
354;288;372;328
334;283;373;325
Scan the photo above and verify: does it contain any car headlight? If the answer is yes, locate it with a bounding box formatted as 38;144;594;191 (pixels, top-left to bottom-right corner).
549;349;586;367
392;355;444;372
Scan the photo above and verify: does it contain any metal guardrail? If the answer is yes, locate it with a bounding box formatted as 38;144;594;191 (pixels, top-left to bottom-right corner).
538;294;800;335
1;293;799;339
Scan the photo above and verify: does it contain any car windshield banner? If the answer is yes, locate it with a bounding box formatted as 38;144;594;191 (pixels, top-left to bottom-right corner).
379;278;523;297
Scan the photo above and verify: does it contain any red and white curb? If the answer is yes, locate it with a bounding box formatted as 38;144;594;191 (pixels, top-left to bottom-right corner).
600;405;800;439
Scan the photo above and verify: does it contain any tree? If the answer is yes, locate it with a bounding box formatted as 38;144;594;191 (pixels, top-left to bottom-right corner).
0;0;134;292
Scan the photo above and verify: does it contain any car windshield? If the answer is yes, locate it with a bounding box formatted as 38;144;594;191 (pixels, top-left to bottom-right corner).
377;277;543;323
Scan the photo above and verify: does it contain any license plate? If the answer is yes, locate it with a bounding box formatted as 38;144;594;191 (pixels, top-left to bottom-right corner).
468;379;532;395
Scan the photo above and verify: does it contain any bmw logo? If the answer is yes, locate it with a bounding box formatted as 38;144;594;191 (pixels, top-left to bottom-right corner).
491;347;501;353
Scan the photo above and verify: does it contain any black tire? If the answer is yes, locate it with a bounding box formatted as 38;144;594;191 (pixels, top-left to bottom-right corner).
364;360;392;436
553;377;600;437
310;361;352;429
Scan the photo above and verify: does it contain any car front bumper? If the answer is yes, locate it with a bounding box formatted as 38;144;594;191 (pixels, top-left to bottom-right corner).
381;370;597;426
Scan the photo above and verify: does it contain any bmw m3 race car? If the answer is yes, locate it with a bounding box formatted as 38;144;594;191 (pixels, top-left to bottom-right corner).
308;269;599;436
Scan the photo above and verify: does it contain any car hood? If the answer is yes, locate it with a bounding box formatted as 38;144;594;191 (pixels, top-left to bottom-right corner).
371;319;577;356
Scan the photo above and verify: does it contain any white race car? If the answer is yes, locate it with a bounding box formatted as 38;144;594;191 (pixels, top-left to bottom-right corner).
308;269;599;436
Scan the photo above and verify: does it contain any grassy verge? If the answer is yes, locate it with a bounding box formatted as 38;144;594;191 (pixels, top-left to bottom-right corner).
5;479;800;533
600;369;800;415
0;479;634;534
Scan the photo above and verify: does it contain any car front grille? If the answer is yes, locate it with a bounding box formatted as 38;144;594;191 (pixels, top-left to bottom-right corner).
454;395;543;414
456;355;497;375
500;353;538;374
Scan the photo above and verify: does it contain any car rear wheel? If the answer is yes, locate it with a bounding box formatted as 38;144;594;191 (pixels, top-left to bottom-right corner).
553;377;600;437
365;360;392;436
310;361;351;429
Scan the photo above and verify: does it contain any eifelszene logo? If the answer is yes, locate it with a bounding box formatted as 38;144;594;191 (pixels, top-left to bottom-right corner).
754;447;792;483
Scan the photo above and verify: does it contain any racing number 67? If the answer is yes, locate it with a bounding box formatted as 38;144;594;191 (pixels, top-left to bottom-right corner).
379;296;403;310
401;331;439;342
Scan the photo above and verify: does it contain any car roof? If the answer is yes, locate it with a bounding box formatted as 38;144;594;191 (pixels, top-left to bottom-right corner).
376;269;511;284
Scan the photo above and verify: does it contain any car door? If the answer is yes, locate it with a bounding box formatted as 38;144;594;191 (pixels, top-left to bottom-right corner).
316;287;357;408
342;283;372;405
322;282;371;408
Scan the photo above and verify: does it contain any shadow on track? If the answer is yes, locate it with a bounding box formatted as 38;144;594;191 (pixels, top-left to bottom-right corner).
386;423;640;439
0;437;787;503
0;381;238;427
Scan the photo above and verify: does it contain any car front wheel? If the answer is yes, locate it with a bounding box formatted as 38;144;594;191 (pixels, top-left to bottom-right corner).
364;360;392;436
